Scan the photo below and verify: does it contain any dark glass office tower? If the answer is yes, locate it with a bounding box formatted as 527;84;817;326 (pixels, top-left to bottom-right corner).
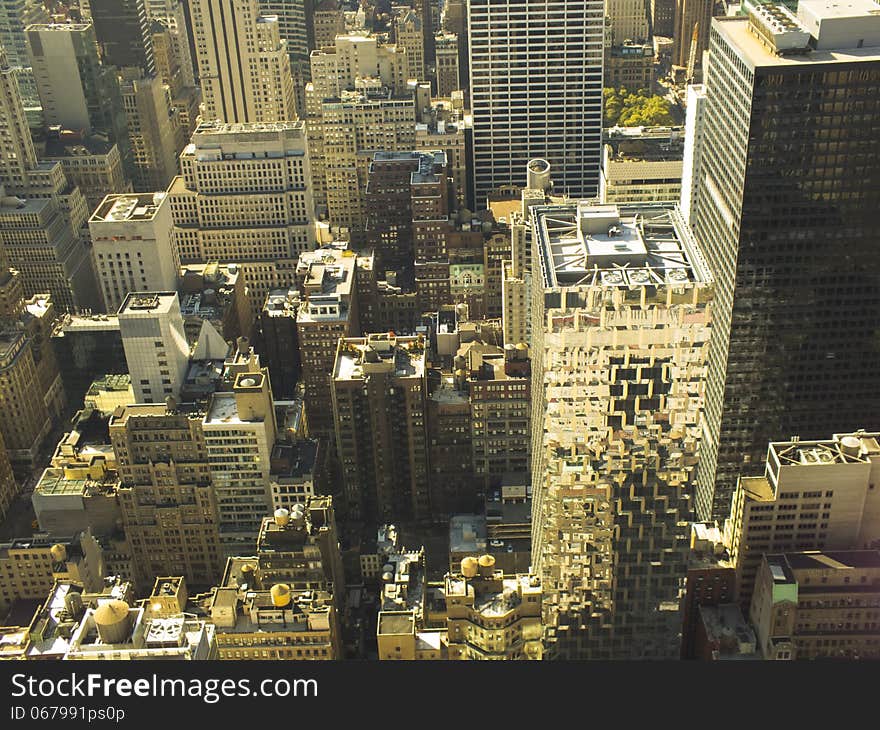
693;4;880;521
90;0;155;76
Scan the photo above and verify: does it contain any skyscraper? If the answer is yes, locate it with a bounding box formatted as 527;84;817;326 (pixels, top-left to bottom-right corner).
168;120;315;313
529;201;713;659
188;0;295;123
693;3;880;521
0;42;36;188
90;0;156;76
467;0;604;205
332;333;430;522
118;70;182;191
672;0;715;69
89;193;179;314
118;291;190;403
26;22;132;174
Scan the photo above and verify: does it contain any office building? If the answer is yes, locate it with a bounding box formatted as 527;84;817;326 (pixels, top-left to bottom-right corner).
260;0;308;61
1;48;99;312
252;497;345;602
269;439;322;511
0;432;16;524
653;0;676;37
202;352;277;551
37;131;131;214
0;193;98;312
260;288;301;398
680;522;736;659
119;70;182;192
110;401;225;591
605;42;654;91
434;32;459;97
65;595;217;660
440;0;467;89
151;14;200;139
169;120;315;314
691;602;758;660
693;6;880;520
751;550;880;660
608;0;651;45
31;411;122;536
332;334;429;522
0;0;46;73
395;8;425;82
51;313;126;415
498;159;563;349
725;431;880;610
189;0;295;123
466;341;530;483
0;41;36;188
178;262;254;346
530;202;713;659
467;0;604;205
0;321;53;468
427;373;475;516
295;246;358;438
145;0;196;87
11;579;134;660
90;0;155;75
0;531;104;616
310;0;343;50
89;193;179;314
672;0;714;68
251;496;345;609
444;556;543;660
317;89;416;228
363;150;448;270
26;22;132;173
118;292;190;403
376;545;437;659
601;126;685;204
204;582;341;659
679;83;705;225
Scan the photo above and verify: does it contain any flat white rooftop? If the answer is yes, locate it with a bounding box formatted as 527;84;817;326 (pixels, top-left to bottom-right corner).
118;292;178;316
533;202;709;288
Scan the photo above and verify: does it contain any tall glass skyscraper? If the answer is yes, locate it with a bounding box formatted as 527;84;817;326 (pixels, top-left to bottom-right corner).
467;0;605;206
693;2;880;521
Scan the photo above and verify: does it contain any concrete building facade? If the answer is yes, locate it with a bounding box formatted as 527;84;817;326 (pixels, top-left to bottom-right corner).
529;201;713;659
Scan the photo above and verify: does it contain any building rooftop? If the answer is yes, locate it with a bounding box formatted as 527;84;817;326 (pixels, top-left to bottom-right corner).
270;440;318;480
26;22;92;31
768;432;877;470
449;515;487;555
55;313;119;333
604;126;685;162
296;248;355;323
533;202;712;289
118;291;179;317
87;373;131;394
716;11;880;70
334;334;425;381
377;612;415;635
90;193;166;223
431;374;468;405
698;603;758;658
34;467;118;498
42;134;115;159
782;550;880;572
0;532;86;560
263;288;300;317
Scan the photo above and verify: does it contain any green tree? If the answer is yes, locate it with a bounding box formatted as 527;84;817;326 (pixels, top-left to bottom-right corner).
603;87;675;127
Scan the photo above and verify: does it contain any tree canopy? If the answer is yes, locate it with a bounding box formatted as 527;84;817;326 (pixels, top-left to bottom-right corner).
603;88;676;128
